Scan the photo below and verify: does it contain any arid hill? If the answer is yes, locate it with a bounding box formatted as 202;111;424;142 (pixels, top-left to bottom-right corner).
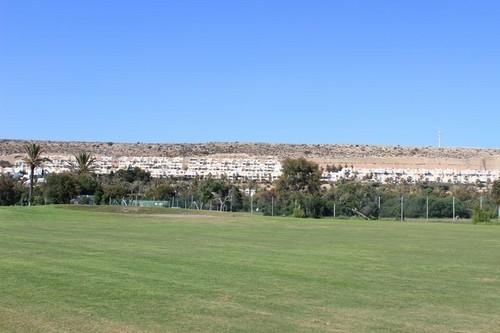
1;139;499;171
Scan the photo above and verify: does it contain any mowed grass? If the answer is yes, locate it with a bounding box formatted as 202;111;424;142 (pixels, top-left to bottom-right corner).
1;207;499;333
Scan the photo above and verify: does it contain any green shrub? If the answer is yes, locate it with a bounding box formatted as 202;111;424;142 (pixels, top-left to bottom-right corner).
472;207;491;224
293;206;306;218
0;174;23;205
43;172;79;204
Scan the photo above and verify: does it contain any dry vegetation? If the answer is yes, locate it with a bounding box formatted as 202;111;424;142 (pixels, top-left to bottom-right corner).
1;139;500;170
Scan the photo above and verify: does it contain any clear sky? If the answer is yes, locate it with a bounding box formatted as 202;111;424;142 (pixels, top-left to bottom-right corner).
1;1;499;147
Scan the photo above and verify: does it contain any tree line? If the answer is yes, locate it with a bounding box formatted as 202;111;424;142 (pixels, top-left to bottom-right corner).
1;143;499;221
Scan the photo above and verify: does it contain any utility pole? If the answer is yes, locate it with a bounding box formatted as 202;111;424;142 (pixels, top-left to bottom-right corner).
333;202;336;219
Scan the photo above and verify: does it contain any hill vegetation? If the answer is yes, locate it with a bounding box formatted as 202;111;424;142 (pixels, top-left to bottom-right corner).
1;139;499;163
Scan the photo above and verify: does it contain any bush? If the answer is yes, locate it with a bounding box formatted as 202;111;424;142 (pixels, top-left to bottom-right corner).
293;206;306;218
303;195;325;218
472;207;491;224
0;175;22;205
76;174;99;195
43;173;79;204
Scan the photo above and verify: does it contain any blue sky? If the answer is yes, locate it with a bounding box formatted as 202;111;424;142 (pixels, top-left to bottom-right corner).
1;1;499;147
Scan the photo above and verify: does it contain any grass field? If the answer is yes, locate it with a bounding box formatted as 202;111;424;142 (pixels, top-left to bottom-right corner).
1;206;499;333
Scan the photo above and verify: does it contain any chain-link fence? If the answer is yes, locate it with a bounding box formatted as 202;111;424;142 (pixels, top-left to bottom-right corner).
104;192;499;221
338;193;500;221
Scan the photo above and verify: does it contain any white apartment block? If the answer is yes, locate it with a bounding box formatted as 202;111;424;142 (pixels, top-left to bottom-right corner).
1;155;282;182
2;155;499;185
321;167;500;184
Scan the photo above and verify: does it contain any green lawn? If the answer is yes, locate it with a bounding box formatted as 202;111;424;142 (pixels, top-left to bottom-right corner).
0;206;499;333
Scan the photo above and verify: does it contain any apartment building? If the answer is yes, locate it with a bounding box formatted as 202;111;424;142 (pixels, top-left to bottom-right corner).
2;154;499;185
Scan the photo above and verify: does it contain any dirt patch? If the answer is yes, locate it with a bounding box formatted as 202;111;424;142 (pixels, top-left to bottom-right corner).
0;306;147;333
139;213;222;219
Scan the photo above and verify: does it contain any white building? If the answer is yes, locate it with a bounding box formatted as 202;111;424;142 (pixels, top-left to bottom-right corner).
2;154;499;185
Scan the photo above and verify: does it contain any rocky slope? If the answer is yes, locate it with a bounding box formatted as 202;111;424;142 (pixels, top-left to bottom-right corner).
1;139;499;170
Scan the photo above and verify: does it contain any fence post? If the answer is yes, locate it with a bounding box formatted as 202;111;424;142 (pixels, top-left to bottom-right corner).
378;196;381;219
426;195;429;221
271;196;274;217
400;195;404;222
250;194;253;215
452;196;455;221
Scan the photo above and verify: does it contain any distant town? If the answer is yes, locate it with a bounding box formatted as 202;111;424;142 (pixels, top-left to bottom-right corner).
1;140;499;185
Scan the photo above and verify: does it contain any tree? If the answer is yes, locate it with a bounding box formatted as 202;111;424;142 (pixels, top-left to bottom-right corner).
43;173;79;204
69;152;96;174
255;189;279;216
330;180;379;218
211;181;233;211
116;166;151;183
228;185;243;212
197;177;233;210
0;174;22;205
145;179;175;200
274;158;322;217
303;193;326;218
100;183;130;204
492;180;500;204
23;143;49;206
76;173;99;195
492;180;500;218
276;158;321;197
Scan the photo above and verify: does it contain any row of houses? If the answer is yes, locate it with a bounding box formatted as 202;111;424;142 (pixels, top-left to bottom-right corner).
1;155;499;184
1;155;283;182
321;168;499;184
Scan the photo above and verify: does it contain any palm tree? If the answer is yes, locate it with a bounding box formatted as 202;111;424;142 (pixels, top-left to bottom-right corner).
23;143;48;206
69;152;96;174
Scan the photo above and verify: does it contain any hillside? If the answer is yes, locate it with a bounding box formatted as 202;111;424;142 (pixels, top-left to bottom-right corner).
1;139;500;170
